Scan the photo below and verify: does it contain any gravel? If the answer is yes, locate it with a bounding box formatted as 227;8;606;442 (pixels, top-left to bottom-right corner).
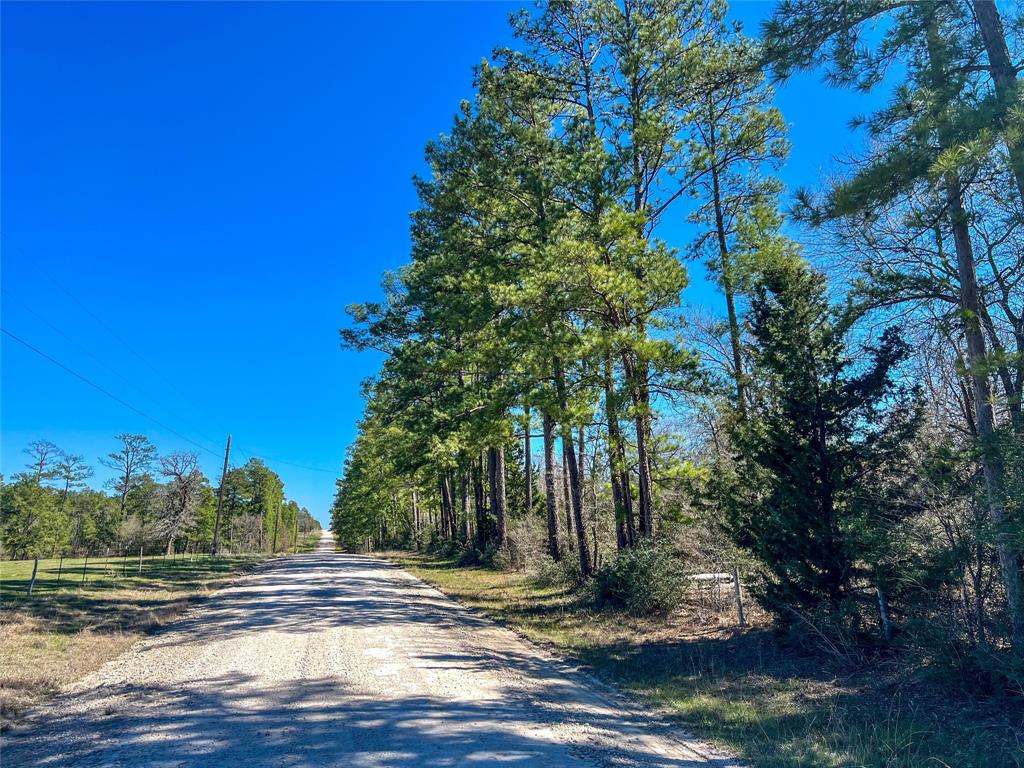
3;532;738;767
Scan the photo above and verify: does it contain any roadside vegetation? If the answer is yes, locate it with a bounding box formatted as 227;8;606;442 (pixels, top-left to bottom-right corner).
294;528;322;554
388;549;1022;768
0;434;321;728
333;1;1024;766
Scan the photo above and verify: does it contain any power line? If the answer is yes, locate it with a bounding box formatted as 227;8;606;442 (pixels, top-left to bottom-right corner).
0;288;224;454
10;257;344;479
2;327;222;459
237;451;342;476
33;263;236;439
3;326;343;477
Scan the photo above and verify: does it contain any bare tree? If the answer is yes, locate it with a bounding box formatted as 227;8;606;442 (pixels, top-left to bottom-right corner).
157;451;204;555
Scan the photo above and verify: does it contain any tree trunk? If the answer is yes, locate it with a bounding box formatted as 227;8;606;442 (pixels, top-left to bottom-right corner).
542;411;561;561
460;471;472;541
876;586;893;642
272;501;281;554
577;424;586;522
949;184;1023;652
488;447;507;547
440;475;456;541
437;479;446;540
412;488;421;550
561;447;574;551
561;424;592;577
972;0;1024;204
486;451;496;543
474;452;487;548
925;18;1024;656
603;353;633;550
974;540;987;647
710;119;747;417
622;351;655;537
551;355;591;575
446;475;456;540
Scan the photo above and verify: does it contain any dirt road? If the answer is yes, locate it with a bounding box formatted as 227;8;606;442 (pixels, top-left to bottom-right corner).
4;533;736;767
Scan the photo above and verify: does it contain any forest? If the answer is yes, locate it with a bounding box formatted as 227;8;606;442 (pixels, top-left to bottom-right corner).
1;434;320;594
332;0;1024;696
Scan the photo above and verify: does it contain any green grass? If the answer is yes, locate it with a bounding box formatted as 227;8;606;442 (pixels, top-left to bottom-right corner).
295;530;322;554
0;551;270;729
383;550;1024;768
1;552;261;598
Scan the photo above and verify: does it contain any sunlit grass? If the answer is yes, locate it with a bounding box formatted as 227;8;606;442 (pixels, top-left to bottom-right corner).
1;552;261;598
294;530;322;554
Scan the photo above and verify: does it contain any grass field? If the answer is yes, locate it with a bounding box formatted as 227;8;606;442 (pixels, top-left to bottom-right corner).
0;550;274;728
383;550;1024;768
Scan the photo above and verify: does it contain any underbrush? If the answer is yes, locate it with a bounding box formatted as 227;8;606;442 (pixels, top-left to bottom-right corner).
535;554;584;587
592;540;685;615
382;548;1024;768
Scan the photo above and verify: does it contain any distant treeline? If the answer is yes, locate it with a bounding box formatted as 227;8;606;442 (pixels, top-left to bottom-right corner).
1;434;321;569
332;0;1024;689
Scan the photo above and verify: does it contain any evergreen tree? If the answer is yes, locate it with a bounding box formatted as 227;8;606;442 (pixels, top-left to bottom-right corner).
1;475;67;594
101;433;158;539
725;263;923;636
764;0;1024;654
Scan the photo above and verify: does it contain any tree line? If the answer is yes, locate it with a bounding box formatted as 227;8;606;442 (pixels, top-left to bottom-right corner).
332;0;1023;683
2;434;320;592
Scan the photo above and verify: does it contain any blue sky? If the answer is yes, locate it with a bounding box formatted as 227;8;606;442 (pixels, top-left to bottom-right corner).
2;2;876;523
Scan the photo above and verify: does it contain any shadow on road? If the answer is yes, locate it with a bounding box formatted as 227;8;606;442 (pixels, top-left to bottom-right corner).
144;554;491;648
4;671;732;767
3;550;739;767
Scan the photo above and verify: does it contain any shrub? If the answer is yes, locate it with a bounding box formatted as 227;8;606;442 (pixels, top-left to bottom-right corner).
485;517;547;572
457;545;483;566
593;540;684;615
534;554;584;588
508;516;546;570
491;544;515;571
425;534;464;559
479;541;501;568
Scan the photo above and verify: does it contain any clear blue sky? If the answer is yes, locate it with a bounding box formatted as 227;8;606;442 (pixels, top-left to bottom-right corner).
2;2;875;524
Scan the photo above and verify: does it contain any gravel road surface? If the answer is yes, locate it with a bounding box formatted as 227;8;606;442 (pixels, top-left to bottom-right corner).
4;532;737;767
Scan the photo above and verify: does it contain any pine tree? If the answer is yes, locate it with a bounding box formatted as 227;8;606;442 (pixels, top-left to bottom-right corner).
764;0;1024;656
683;27;788;416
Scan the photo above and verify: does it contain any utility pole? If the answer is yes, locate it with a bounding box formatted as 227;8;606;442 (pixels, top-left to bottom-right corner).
523;405;533;515
272;499;281;554
211;434;231;556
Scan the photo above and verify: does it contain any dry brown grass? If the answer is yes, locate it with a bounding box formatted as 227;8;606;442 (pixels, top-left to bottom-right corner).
0;612;135;722
0;557;262;729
